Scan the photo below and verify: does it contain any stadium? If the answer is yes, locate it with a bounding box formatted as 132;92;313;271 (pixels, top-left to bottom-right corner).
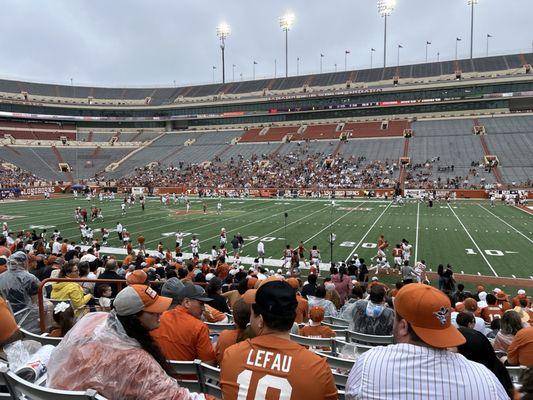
0;0;532;399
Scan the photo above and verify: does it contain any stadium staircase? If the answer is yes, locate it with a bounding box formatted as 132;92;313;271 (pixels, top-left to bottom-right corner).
398;137;410;190
332;141;344;157
270;142;286;157
474;119;505;186
129;131;143;142
3;144;21;155
212;144;233;161
159;145;186;164
51;145;74;182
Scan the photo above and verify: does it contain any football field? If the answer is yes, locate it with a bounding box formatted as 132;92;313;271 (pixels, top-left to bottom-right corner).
1;196;532;280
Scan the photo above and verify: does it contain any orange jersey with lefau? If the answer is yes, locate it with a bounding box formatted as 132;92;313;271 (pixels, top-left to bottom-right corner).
220;334;337;400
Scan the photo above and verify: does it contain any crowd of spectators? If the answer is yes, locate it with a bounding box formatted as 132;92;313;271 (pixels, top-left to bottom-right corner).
1;227;533;399
0;163;44;188
114;147;399;190
404;158;495;190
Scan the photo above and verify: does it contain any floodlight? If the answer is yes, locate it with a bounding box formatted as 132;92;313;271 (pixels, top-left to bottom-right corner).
467;0;478;4
216;22;231;40
377;0;395;17
279;12;295;31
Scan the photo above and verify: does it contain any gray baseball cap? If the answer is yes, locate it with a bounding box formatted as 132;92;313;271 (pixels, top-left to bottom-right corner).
161;277;185;300
113;285;171;316
178;284;212;303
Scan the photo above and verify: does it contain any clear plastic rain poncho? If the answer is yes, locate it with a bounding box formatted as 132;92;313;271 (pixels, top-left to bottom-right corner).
0;251;41;332
46;312;205;400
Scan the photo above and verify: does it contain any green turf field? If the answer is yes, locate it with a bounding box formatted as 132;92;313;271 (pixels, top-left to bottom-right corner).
1;196;532;279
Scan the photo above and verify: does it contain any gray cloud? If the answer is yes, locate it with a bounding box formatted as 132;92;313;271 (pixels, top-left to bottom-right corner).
0;0;530;87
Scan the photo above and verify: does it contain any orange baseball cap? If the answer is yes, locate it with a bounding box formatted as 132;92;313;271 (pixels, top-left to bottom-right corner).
113;284;171;316
395;283;466;348
247;277;258;289
0;297;18;345
309;306;325;322
126;269;148;285
286;278;299;290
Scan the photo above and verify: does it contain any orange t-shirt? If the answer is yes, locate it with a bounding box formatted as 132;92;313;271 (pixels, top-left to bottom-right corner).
295;295;308;324
298;325;336;339
0;246;11;257
220;334;337;400
507;326;533;366
216;263;230;279
480;306;503;323
223;290;241;309
151;306;216;363
204;304;226;323
123;254;133;266
216;329;240;365
61;243;68;256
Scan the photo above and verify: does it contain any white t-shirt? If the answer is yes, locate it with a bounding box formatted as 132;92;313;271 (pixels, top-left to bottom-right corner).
257;242;265;253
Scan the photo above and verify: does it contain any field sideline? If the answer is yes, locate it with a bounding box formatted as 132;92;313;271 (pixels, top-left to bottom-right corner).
0;196;532;280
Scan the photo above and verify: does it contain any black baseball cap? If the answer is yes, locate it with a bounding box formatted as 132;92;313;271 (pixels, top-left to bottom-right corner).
247;280;298;317
178;284;212;302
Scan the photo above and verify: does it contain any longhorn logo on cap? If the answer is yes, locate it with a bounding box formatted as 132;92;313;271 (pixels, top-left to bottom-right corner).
433;307;449;325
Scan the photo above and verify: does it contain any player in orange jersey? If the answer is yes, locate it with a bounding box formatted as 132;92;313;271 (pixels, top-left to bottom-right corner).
220;280;337;400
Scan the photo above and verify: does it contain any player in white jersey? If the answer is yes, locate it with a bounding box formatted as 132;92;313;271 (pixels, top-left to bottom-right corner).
490;194;495;207
172;193;177;204
99;192;103;202
217;202;222;215
86;193;91;202
175;231;184;248
414;259;428;283
219;228;226;246
210;245;218;267
402;239;412;262
185;200;190;213
86;227;94;244
190;235;200;258
257;240;265;263
121;202;126;215
44;191;50;200
97;208;104;221
282;245;293;268
310;245;321;268
2;223;8;238
101;228;109;245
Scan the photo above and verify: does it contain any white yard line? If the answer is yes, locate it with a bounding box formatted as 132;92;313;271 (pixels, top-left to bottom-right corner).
344;201;393;262
447;203;498;277
174;201;315;250
478;204;533;245
414;202;420;262
240;205;330;250
303;202;366;244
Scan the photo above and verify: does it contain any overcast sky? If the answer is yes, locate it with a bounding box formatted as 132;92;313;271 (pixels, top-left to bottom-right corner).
0;0;531;87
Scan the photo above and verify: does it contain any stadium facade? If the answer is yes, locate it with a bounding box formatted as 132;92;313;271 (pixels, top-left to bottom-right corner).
0;52;532;198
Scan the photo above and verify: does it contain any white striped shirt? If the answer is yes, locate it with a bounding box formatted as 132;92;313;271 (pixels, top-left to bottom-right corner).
346;343;509;400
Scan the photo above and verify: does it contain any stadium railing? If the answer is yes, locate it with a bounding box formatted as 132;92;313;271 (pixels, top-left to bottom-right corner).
344;330;394;346
0;365;107;400
168;359;222;397
321;322;349;333
331;317;350;326
506;365;526;384
338;389;346;400
205;322;236;335
19;328;62;347
289;333;338;353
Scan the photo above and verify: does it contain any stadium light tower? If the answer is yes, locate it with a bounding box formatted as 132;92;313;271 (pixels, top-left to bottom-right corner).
216;22;231;84
467;0;478;59
378;0;395;68
279;12;295;78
